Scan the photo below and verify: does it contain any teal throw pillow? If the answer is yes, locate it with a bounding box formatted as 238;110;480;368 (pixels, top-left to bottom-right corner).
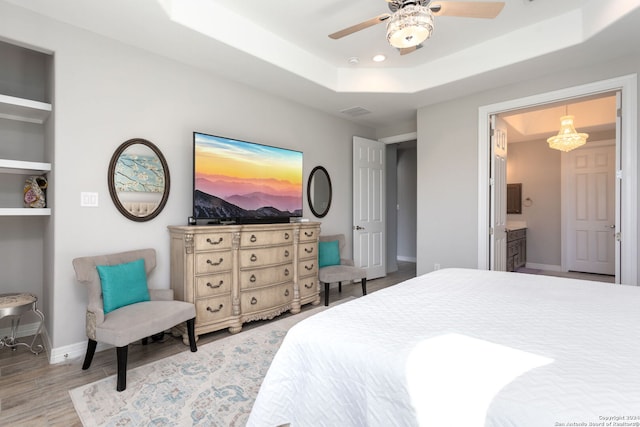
96;258;150;314
319;240;341;268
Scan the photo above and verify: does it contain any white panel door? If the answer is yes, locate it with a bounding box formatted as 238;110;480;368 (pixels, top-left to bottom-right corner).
490;116;508;271
353;136;386;280
567;144;616;275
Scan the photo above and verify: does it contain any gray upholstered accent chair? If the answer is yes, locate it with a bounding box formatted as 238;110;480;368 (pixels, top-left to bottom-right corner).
72;248;197;392
318;234;367;306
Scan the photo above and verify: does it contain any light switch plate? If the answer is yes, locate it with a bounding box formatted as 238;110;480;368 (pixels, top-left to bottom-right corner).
80;192;98;207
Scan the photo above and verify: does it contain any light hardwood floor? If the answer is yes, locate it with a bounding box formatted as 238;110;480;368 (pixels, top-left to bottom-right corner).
0;261;416;426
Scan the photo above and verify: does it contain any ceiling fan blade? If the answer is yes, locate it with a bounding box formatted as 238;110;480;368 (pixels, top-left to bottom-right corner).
429;1;505;19
399;44;423;55
329;14;391;39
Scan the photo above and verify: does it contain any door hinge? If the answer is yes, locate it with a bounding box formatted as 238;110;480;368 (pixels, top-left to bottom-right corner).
616;170;623;180
489;178;495;186
489;227;494;236
616;232;621;242
617;107;622;118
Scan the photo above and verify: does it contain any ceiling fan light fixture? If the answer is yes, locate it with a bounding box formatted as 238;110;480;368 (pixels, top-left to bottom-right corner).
547;115;589;152
386;5;434;49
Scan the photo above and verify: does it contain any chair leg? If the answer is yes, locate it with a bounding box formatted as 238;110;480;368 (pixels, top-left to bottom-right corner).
142;337;149;345
324;282;329;306
362;278;367;296
82;339;97;370
187;318;197;352
116;345;128;392
338;281;342;293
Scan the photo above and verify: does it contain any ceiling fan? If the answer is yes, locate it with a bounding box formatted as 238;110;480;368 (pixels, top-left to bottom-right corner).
329;0;506;55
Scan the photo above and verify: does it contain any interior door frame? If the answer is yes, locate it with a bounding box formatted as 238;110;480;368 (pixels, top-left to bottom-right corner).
477;74;638;285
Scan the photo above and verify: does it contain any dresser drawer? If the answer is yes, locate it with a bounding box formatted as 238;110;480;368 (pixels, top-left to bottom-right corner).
194;232;233;251
239;245;293;267
299;277;318;299
195;295;232;324
299;227;318;242
298;259;317;277
195;272;232;297
239;263;293;290
241;229;293;247
298;241;317;259
195;252;233;274
241;283;293;314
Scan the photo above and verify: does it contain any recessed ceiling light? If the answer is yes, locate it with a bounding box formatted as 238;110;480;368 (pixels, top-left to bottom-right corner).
348;57;359;65
373;54;386;62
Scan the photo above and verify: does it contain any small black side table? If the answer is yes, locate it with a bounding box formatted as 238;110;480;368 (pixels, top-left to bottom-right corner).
0;293;45;355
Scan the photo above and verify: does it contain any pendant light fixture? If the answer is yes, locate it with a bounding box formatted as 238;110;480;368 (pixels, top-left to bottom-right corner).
547;105;589;152
386;3;434;49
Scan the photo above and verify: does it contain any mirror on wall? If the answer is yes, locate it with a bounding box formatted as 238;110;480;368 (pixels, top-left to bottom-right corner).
307;166;332;218
108;138;170;222
507;183;522;214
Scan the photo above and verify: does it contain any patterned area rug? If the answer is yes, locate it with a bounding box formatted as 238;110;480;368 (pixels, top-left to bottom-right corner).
69;305;329;426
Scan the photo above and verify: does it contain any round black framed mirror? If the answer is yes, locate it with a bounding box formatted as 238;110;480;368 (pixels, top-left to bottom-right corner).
108;138;170;222
307;166;332;218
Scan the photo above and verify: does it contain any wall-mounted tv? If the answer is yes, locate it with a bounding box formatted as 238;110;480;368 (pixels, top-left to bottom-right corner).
193;132;303;224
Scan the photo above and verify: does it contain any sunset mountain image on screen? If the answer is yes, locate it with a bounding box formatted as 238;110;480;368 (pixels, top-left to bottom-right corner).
193;132;303;222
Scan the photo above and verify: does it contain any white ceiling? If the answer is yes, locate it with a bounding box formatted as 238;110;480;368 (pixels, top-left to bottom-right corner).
6;0;640;128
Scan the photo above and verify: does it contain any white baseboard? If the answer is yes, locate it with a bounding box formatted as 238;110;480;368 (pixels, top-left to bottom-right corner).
49;340;111;364
526;262;563;272
397;256;417;262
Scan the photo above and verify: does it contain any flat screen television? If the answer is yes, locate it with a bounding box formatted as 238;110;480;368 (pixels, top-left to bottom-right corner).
193;132;303;224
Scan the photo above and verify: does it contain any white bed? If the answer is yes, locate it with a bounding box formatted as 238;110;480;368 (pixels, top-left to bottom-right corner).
247;268;640;426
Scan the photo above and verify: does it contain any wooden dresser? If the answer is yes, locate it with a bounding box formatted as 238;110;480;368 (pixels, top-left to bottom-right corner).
168;222;320;341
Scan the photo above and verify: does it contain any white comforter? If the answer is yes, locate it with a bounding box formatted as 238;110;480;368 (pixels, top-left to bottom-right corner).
247;268;640;426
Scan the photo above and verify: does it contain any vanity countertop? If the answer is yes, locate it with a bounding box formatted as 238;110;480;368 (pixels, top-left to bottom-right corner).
506;221;527;231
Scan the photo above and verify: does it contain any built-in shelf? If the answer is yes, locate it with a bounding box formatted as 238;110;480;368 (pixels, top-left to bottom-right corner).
0;208;51;216
0;159;51;175
0;94;51;124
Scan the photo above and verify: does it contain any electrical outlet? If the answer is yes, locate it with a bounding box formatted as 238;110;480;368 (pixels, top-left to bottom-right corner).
434;263;441;270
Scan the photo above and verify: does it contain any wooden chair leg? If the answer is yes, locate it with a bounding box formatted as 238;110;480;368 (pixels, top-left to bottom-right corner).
82;339;97;370
338;281;342;293
187;318;197;353
362;278;367;296
324;282;329;306
116;345;128;392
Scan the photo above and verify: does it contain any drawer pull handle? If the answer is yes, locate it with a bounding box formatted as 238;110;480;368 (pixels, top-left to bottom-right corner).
207;258;224;266
284;250;290;257
304;247;314;254
250;254;258;262
304;282;314;289
305;231;313;237
207;304;223;313
305;264;314;271
284;289;290;297
284;232;290;240
284;268;290;276
250;274;256;283
206;237;223;245
250;234;257;243
206;281;223;289
251;297;258;305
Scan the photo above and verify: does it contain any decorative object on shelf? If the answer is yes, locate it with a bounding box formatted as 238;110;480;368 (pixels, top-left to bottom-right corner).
108;138;170;222
547;105;589;152
307;166;332;218
23;175;47;208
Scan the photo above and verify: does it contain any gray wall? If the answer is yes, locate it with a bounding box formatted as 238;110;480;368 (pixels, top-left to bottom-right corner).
0;2;375;351
416;54;640;276
397;143;417;262
507;140;561;267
